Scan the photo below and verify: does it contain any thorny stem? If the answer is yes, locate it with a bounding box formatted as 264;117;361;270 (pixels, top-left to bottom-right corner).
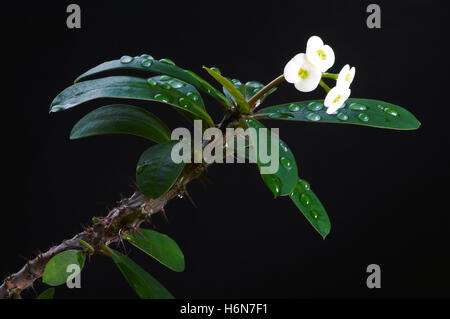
0;114;237;299
248;74;285;111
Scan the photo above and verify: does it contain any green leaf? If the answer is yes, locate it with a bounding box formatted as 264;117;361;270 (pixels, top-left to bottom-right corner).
246;119;298;196
42;250;85;286
124;229;185;272
289;178;331;239
136;140;185;199
50;76;214;127
257;98;421;130
110;248;174;299
36;288;55;299
70;104;171;143
203;67;250;113
223;79;277;105
74;55;231;107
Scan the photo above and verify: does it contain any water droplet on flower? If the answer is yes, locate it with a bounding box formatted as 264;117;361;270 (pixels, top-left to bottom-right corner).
349;103;367;111
210;67;221;74
307;112;321;121
159;58;175;66
147;79;158;87
280;156;293;169
310;210;320;219
120;55;133;64
307;102;324;111
300;193;312;206
337;112;348;121
136;165;146;174
168;79;185;88
265;174;282;196
288;103;301;112
358;112;370;122
384;107;398;117
141;59;153;68
154;93;171;103
297;179;310;193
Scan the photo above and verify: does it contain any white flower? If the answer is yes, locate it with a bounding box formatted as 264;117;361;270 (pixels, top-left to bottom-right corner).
324;86;351;114
283;53;321;92
306;36;335;72
336;64;356;88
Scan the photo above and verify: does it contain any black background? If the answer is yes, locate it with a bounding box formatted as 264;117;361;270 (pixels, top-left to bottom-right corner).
1;0;449;299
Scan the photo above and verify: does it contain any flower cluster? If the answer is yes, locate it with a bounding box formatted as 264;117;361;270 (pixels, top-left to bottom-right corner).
284;36;356;114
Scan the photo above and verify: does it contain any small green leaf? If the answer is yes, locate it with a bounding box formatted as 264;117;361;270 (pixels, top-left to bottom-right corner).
136;140;185;199
70;104;171;143
203;67;250;113
257;98;420;130
42;250;85;286
289;178;331;239
74;56;231;107
124;229;185;272
36;288;55;299
50;76;214;127
223;79;276;105
246;119;298;196
110;248;174;299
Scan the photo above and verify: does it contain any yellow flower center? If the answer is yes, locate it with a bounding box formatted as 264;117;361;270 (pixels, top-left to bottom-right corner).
345;73;352;82
333;95;342;104
317;49;326;60
298;68;308;79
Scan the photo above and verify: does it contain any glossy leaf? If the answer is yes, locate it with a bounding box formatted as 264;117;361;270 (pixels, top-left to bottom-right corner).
289;178;331;239
203;67;250;113
246;119;298;196
124;229;185;272
256;98;420;130
136;140;185;199
110;248;174;299
50;76;214;127
36;288;55;299
42;250;85;286
70;104;171;143
74;55;231;106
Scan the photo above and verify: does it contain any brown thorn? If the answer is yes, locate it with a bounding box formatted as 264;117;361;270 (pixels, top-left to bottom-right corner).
184;189;197;208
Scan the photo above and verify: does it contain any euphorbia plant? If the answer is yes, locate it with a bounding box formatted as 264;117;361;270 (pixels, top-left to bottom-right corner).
0;35;420;299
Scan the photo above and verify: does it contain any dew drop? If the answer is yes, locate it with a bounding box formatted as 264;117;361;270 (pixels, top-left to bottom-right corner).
310;210;320;220
337;112;348;121
279;141;289;152
120;55;133;64
159;75;171;81
161;83;172;90
300;193;312;206
147;78;158;87
141;59;153;68
297;179;310;193
349;103;367;111
178;194;184;199
159;58;175;66
140;54;154;60
178;97;190;108
136;165;146;174
51;105;65;112
288;103;301;112
186;91;200;102
358;112;370;122
307;102;324;111
168;79;185;88
265;174;282;196
210;67;221;74
306;112;321;121
154;93;171;103
269;112;294;119
384;107;399;117
280;156;293;169
231;79;242;86
246;81;264;89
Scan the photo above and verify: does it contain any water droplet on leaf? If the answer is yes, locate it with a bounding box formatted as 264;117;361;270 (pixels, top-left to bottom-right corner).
159;58;175;66
120;55;133;64
264;174;282;196
300;193;312;206
210;67;221;74
168;79;185;88
358;112;370;122
154;93;171;103
307;112;321;121
147;79;158;87
159;75;171;81
349;103;367;111
280;156;293;169
384;107;398;117
141;59;153;68
337;112;348;121
178;97;190;108
186;92;200;102
288;103;300;112
307;102;323;111
310;210;320;220
136;165;146;174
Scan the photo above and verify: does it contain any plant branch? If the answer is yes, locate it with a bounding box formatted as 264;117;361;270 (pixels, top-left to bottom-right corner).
248;74;285;110
0;114;237;299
